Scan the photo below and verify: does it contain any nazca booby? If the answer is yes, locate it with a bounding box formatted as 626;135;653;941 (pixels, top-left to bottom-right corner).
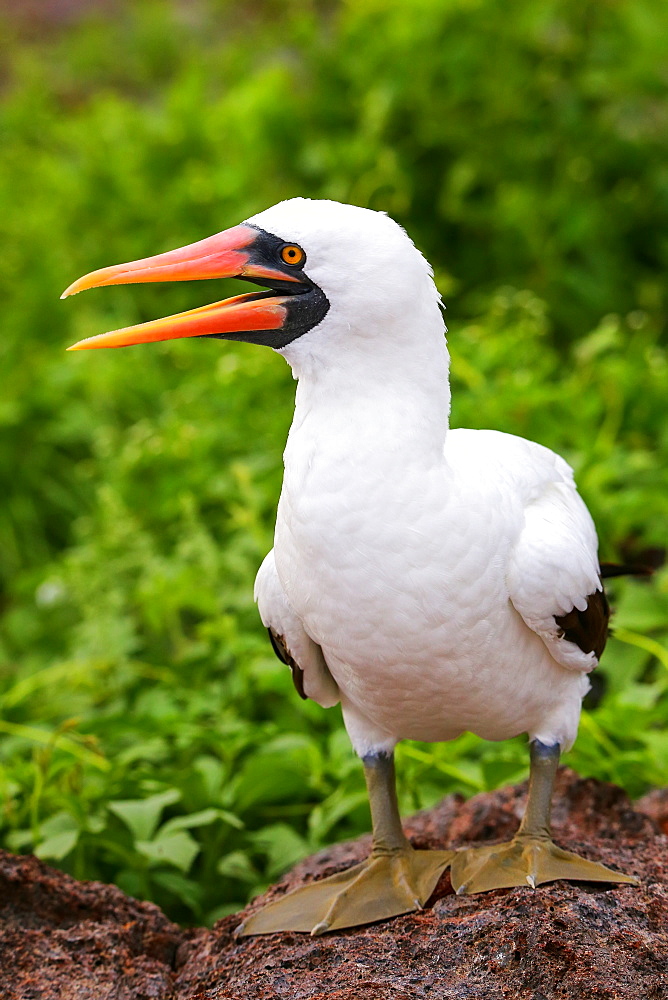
63;198;637;935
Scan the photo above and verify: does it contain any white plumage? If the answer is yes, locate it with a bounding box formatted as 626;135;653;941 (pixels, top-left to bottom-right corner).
252;198;599;759
66;195;635;932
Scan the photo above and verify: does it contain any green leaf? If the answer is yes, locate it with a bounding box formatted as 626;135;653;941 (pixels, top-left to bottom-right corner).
38;810;79;837
234;735;318;811
151;870;203;913
308;787;369;844
216;850;258;883
614;585;668;634
160;807;242;836
136;830;200;872
5;830;34;852
35;829;79;861
250;823;310;878
108;789;180;841
36;810;82;859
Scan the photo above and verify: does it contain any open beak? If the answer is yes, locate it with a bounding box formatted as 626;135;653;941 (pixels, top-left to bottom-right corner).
62;224;301;350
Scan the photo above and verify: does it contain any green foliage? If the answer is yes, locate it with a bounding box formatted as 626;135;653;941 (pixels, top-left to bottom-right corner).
0;0;666;925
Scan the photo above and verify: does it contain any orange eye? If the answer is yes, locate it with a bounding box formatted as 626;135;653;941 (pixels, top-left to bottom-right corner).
280;244;305;267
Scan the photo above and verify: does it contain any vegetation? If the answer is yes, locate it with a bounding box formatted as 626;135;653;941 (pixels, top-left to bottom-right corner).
0;0;666;925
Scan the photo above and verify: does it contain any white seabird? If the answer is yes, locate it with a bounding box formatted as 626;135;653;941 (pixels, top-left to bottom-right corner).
63;198;637;935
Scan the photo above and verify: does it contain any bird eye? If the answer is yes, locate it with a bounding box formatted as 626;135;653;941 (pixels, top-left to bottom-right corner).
280;244;306;267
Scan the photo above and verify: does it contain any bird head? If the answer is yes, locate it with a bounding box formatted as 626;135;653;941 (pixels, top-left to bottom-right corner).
62;198;443;366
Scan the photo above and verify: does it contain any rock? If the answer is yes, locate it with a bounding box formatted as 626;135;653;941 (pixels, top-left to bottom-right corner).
637;787;668;836
0;850;182;1000
1;771;666;999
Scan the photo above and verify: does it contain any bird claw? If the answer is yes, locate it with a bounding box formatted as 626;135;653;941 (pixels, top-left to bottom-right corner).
310;920;330;937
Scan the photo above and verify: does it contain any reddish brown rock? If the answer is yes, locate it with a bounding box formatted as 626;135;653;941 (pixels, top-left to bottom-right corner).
0;850;182;1000
1;771;666;1000
637;787;668;836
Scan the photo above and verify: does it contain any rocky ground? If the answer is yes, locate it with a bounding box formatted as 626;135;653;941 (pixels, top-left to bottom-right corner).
1;770;666;1000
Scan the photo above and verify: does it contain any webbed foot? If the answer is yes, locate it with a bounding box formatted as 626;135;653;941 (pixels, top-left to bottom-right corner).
237;845;454;936
450;833;639;895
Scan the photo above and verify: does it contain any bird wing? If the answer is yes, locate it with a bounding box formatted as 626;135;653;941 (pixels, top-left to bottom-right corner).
506;463;607;673
254;549;340;707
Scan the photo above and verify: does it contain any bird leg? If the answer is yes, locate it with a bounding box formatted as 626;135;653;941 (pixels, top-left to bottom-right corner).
450;740;639;894
237;751;454;936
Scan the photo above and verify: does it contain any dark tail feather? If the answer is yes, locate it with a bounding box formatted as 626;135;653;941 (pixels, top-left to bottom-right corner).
600;561;654;579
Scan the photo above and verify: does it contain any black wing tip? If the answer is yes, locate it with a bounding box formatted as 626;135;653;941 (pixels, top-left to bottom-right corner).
266;628;308;700
600;562;655;579
267;627;290;664
555;588;609;659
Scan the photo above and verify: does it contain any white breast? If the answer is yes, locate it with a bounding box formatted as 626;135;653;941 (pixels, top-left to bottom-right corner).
273;411;589;758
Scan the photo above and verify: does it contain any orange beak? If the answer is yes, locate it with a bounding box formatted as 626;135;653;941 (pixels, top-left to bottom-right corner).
62;224;301;350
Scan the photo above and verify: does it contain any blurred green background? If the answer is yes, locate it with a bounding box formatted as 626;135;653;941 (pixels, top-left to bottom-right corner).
0;0;666;925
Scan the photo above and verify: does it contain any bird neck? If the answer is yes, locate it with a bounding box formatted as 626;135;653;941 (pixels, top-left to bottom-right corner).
283;317;451;468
